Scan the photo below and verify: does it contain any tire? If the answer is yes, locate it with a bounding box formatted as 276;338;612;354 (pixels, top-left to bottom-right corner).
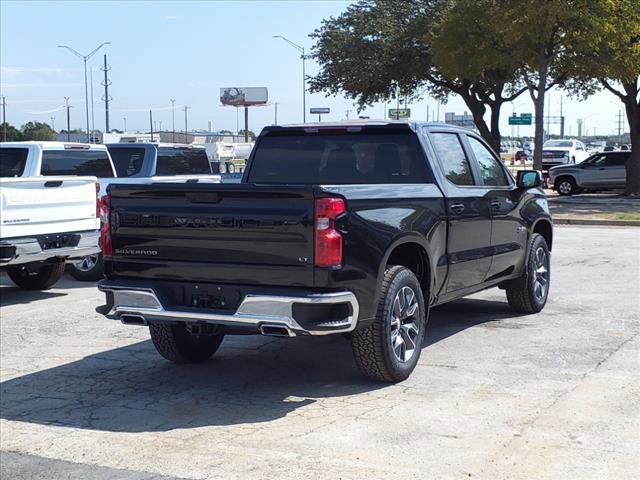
67;254;103;281
149;323;224;364
505;234;550;314
351;266;427;382
556;177;576;196
227;163;235;173
7;262;66;290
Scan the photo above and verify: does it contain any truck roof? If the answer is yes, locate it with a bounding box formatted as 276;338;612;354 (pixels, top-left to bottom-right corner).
0;141;108;151
105;142;206;149
263;120;465;133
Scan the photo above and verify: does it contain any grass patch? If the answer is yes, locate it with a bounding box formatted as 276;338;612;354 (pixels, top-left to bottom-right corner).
612;212;640;221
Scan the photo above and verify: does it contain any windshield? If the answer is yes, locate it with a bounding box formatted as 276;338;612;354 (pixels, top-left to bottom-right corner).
544;140;573;148
156;148;211;175
0;147;29;177
247;132;432;184
41;150;114;177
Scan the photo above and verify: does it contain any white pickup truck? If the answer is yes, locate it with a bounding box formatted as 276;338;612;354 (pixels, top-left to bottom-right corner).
1;141;221;281
0;168;100;290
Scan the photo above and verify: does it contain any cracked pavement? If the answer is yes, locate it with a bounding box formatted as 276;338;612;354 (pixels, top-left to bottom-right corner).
1;226;638;479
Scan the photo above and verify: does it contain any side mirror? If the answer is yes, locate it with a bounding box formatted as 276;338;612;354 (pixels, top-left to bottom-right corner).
517;170;542;188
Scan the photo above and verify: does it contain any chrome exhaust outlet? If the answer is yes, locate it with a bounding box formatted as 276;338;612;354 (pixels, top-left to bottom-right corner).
259;323;294;337
120;314;147;326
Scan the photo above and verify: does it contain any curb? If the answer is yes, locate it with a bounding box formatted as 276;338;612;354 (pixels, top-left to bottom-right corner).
553;218;640;227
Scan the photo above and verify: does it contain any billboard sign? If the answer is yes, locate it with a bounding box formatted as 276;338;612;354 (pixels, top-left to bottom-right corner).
310;107;330;114
389;108;411;119
220;87;268;106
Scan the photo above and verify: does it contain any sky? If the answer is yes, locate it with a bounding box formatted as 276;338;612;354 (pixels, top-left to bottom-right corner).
0;0;630;139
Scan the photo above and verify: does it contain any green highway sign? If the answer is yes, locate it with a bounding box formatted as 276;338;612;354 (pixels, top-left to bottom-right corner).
509;113;533;125
389;108;411;119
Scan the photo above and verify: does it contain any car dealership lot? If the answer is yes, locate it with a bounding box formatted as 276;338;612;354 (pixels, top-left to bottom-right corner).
1;226;638;480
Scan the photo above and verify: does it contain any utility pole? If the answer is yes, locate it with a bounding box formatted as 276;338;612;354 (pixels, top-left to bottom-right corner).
50;117;55;131
64;97;72;141
560;95;565;138
2;96;7;141
101;54;112;133
617;110;623;144
159;120;162;132
183;106;190;143
90;67;95;143
244;106;249;142
436;101;440;122
123;117;127;132
149;110;154;142
274;102;279;125
345;109;352;120
170;99;176;142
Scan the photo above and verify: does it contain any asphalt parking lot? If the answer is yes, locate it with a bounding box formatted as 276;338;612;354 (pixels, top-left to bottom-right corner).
1;226;638;480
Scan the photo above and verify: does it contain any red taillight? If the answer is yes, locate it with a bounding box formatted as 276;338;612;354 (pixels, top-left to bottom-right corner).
95;183;100;219
99;194;112;257
314;197;345;268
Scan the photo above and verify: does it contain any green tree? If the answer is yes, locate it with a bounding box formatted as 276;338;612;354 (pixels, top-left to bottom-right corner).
21;121;55;141
561;0;640;194
0;123;24;141
309;0;527;152
494;0;582;170
238;129;256;141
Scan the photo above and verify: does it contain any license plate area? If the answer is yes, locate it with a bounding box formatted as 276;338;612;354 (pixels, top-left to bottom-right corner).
159;283;243;312
37;233;81;250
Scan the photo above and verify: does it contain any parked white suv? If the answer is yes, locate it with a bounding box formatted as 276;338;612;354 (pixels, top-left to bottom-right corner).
542;139;589;168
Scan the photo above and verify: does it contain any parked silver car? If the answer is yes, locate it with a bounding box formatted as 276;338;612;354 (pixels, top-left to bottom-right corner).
548;151;630;196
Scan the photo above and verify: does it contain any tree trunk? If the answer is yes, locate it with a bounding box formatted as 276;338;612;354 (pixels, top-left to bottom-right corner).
623;95;640;195
488;102;502;153
532;92;545;171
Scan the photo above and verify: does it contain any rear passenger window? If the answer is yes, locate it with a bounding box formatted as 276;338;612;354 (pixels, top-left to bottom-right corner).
605;154;629;166
430;133;475;186
0;148;28;177
467;136;510;186
108;147;145;177
41;150;114;177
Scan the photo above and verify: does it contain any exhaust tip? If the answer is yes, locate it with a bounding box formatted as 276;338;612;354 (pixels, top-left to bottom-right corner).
120;314;147;326
259;323;294;337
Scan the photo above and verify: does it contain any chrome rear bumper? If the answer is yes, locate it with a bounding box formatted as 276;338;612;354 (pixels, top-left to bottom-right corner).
97;284;359;337
0;230;100;267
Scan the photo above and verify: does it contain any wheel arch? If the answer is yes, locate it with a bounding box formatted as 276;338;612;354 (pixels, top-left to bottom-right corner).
376;235;434;303
532;218;553;251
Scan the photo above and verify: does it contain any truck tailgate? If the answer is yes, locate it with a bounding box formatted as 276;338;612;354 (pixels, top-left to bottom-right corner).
1;176;99;239
108;183;316;286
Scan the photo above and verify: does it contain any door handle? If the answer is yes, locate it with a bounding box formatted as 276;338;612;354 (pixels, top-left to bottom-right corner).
450;203;465;215
490;200;501;209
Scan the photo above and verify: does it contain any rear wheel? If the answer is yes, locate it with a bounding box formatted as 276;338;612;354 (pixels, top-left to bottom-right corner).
227;163;235;173
149;323;224;363
67;254;103;281
7;262;66;290
351;266;427;382
556;177;576;196
505;234;550;314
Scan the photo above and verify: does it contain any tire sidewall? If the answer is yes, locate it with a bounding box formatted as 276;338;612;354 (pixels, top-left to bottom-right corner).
67;254;104;281
525;235;551;311
378;268;427;381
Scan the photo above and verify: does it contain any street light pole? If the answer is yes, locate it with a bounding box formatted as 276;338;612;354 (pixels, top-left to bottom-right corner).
170;99;176;143
57;42;110;142
1;96;6;141
184;106;191;143
273;35;306;123
64;97;72;141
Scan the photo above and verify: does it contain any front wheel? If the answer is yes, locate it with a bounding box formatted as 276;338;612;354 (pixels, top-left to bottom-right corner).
351;266;427;382
227;163;235;173
67;254;103;281
7;262;66;290
556;177;576;196
505;234;550;314
149;323;224;363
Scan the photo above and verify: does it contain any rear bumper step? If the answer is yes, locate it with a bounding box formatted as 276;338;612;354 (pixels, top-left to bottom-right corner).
97;284;359;336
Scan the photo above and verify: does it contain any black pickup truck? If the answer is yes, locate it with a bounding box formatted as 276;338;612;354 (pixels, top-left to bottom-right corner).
97;121;552;382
